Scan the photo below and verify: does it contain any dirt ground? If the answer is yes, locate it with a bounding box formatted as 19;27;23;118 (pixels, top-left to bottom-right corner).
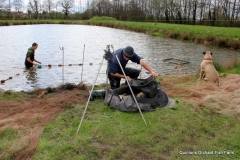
0;74;240;159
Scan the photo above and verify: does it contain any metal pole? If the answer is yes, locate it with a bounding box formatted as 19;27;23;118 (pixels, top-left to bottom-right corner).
140;57;143;79
105;61;109;95
63;47;64;84
105;45;113;96
59;46;64;84
77;57;105;134
115;55;147;126
81;44;85;82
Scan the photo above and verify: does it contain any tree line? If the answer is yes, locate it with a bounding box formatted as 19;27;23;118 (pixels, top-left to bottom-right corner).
90;0;240;27
0;0;240;27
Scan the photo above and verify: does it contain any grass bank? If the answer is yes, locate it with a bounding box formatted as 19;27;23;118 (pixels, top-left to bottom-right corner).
87;16;240;51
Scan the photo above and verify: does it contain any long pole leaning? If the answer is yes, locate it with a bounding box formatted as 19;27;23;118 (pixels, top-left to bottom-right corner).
76;57;105;134
115;55;147;126
105;61;109;96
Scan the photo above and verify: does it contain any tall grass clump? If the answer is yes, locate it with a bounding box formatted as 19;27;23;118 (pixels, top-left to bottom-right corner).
222;57;240;74
227;40;240;50
216;37;228;47
204;35;216;45
90;16;117;21
4;21;11;26
194;36;204;44
180;32;190;40
214;57;240;74
214;61;225;73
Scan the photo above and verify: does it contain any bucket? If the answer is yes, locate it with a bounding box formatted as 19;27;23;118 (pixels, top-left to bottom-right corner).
37;64;42;69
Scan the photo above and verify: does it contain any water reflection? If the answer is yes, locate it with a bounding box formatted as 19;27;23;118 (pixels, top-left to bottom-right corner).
26;69;38;85
0;24;239;91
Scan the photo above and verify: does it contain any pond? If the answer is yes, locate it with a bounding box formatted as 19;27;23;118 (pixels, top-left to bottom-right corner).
0;24;239;91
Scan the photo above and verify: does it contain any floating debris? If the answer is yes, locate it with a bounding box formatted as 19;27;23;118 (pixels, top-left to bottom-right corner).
162;58;190;65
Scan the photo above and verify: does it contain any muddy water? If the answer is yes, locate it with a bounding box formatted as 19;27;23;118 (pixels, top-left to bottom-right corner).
0;24;239;91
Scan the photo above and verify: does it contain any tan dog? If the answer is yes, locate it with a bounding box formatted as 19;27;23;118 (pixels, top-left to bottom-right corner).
199;51;220;86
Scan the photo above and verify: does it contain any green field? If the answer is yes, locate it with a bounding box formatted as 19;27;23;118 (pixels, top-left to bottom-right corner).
32;98;239;160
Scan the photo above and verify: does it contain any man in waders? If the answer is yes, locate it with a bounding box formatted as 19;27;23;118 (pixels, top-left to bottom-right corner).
24;42;41;70
108;46;159;89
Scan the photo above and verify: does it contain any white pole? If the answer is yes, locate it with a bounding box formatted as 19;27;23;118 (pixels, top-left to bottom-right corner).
77;57;105;134
115;55;147;126
81;44;85;82
59;46;64;84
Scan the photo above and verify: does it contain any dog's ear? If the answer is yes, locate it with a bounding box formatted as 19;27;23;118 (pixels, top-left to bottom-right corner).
202;52;206;55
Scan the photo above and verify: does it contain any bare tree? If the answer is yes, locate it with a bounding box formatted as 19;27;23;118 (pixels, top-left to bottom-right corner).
28;0;42;19
43;0;54;13
176;0;183;24
43;0;54;18
12;0;23;12
198;0;205;24
86;0;240;27
149;0;163;21
192;0;198;24
231;0;237;21
59;0;74;17
112;0;122;19
235;0;240;19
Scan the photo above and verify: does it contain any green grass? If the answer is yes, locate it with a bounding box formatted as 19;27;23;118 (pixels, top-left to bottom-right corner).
88;16;240;50
33;99;240;160
0;127;22;160
89;16;240;40
0;91;24;100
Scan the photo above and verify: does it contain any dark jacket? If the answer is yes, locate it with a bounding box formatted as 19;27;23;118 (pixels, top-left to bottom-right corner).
25;47;35;68
108;48;141;74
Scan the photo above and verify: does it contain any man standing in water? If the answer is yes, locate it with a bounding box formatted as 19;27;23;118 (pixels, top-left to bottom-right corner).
25;42;41;70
